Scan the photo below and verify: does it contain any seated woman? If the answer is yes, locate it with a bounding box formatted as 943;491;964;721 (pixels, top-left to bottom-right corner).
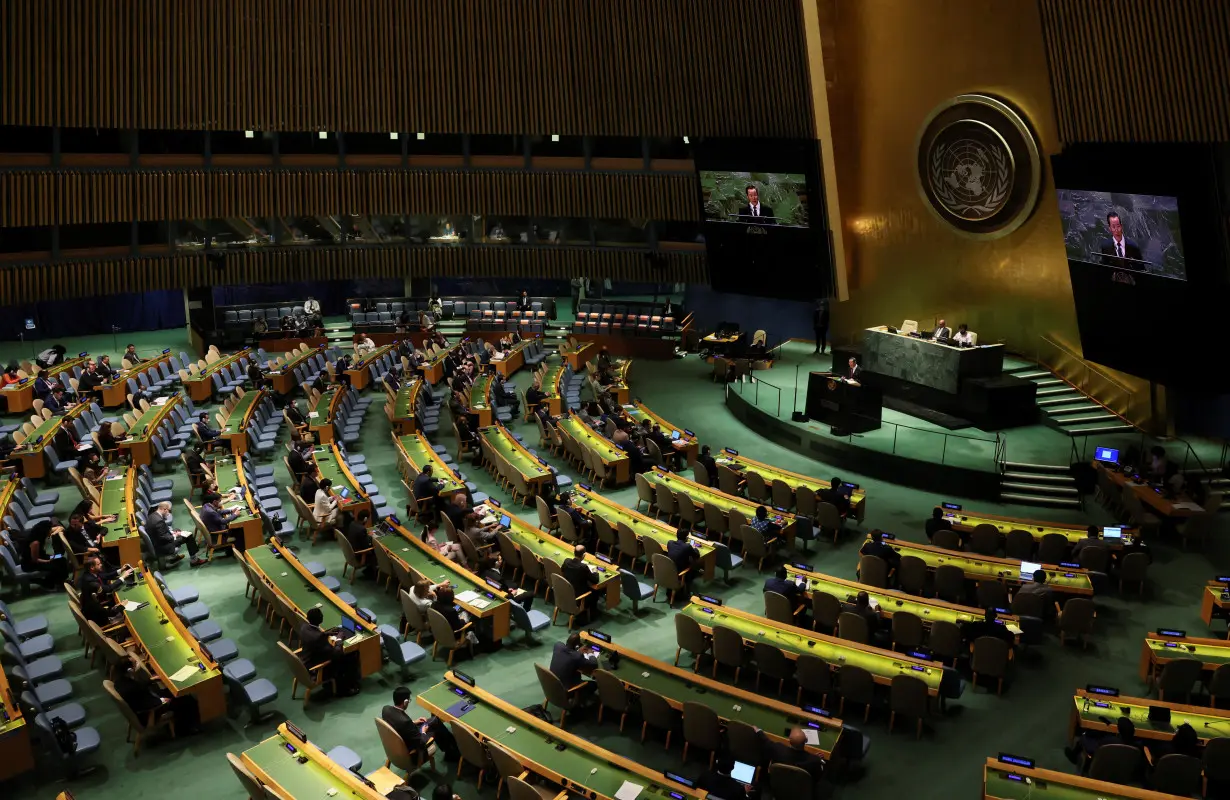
16;520;69;589
431;584;480;645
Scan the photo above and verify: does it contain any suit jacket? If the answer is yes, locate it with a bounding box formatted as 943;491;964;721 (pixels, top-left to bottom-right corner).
287;449;308;479
666;539;698;573
200;504;233;534
933;326;952;340
819;487;850;516
763;737;825;784
1099;237;1144;270
77;371;102;393
764;576;801;602
737;204;776;224
516;297;533;311
298;622;342;666
43;394;66;414
924;517;952;541
697;455;719;486
697;771;748;800
845;365;862;382
145;512;180;556
560;557;598;598
549;642;592;687
381;705;429;753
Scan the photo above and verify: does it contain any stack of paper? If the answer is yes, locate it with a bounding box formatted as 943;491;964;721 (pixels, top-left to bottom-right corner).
169;665;199;683
455;590;480;604
614;782;643;800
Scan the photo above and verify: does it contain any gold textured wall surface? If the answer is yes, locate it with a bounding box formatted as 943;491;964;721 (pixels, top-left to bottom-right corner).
818;0;1152;418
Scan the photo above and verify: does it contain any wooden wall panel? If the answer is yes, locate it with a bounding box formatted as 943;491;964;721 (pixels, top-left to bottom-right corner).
1039;0;1230;142
0;246;706;305
0;169;699;227
0;0;813;138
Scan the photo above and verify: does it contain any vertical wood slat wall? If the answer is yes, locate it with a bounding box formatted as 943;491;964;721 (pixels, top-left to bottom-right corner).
0;247;706;306
0;169;700;227
1;0;814;138
1038;0;1230;143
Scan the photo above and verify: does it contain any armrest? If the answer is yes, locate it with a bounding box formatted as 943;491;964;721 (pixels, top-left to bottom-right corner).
354;547;374;556
575;591;594;603
1143;746;1155;767
567;681;590;693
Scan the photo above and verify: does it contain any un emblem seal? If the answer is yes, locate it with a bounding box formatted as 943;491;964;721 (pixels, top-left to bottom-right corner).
916;94;1041;239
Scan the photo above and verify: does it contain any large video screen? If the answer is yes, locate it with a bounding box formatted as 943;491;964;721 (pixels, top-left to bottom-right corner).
1057;190;1187;280
700;172;810;228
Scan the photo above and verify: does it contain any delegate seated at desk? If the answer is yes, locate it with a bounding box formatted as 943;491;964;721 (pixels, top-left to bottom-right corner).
932;319;952;341
550;632;598;691
381;686;460;763
299;607;361;697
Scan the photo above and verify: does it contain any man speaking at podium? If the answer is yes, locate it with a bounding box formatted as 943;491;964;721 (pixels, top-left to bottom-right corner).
844;356;862;384
737;184;775;224
1099;212;1144;271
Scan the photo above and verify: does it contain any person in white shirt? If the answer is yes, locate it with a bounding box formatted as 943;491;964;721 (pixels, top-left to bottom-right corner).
303;296;321;316
314;478;341;533
353;334;376;357
952;323;974;346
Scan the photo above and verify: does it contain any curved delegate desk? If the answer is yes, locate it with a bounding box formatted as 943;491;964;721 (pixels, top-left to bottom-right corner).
378;519;511;642
268;345;326;396
417;672;706;800
386;380;426;435
643;467;798;546
540;364;567;416
394;433;466;498
935;504;1141;549
478;425;554;497
982;756;1183;800
183;349;250;402
718;449;867;522
308;386;345;444
345;344;395;391
1139;631;1230;683
0;353;91;413
469;374;497;428
1068;688;1230;746
621;402;698;466
680;598;959;698
244;539;382;677
97;469;141;567
557;413;630;486
241;722;391;800
10;401;89;479
0;657;34;780
572;485;717;581
481;500;621;608
579;632;846;757
117;564;226;722
873;536;1094;597
220;389;265;455
206;454;266;551
310;444;372;520
121;393;184;466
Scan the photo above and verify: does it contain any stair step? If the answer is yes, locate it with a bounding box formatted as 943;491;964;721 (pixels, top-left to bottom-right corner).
1057;413;1120;426
1036;386;1080;397
1003;471;1073;484
1001;481;1080;496
1033;378;1065;387
1065;424;1135;436
1046;404;1104;417
1001;461;1071;475
1014;370;1053;380
1000;492;1083;509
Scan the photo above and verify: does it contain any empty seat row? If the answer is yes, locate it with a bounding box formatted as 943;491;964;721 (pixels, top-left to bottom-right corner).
221;304;309;327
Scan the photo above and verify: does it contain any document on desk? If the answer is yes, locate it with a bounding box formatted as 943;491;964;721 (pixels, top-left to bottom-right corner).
121;600;144;611
470;598;491;609
455;590;480;604
1173;501;1204;511
169;665;199;683
803;728;820;746
615;781;644;800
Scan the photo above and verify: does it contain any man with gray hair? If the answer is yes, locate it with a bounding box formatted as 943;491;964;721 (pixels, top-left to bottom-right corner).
145;500;207;567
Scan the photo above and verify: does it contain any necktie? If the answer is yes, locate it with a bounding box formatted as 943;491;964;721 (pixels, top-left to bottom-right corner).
753;206;758;217
1117;241;1123;258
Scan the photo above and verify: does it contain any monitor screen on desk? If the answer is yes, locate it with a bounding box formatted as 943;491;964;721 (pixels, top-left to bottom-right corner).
1094;447;1119;464
1102;526;1123;540
1019;561;1042;581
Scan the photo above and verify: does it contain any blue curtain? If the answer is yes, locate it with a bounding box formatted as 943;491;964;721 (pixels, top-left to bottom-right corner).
683;284;815;341
0;289;186;341
212;278;404;316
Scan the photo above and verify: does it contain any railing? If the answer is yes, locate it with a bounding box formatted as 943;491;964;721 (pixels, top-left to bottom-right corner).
1024;335;1149;428
727;373;1005;473
1070;431;1218;477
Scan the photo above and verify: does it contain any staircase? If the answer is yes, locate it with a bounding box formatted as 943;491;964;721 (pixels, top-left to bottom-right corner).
1004;362;1135;437
1176;466;1230;512
999;461;1082;509
323;319;354;349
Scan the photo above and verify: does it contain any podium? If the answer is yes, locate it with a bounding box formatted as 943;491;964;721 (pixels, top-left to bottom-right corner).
805;372;882;433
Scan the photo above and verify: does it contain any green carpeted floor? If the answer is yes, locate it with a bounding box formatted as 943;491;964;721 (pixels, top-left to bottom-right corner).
3;321;1228;800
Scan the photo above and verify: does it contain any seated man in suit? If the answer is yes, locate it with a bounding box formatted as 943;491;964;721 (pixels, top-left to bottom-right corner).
1098;212;1144;271
115;654;201;735
924;507;953;542
298;606;361;697
932;318;952;341
1065;715;1144;776
696;445;720;487
200;492;243;552
122;343;145;365
286;441;310;483
381;686;460;763
76;361;104;397
762;727;826;785
844;591;883;642
737;184;776;224
1070;525;1103;559
194;412;222;448
859;529;900;569
549;631;598;694
819;477;851;518
556;493;593;547
961;607;1015;646
96;355;120;381
560;545;600;614
764;566;802;604
665;526;699;586
43;387;69;415
698;754;752;800
146;501;208;567
77;555;133;624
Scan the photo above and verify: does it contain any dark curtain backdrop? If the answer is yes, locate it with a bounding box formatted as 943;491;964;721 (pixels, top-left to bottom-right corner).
212;278;404;316
430;278;673;300
683;284;815;342
0;289;186;342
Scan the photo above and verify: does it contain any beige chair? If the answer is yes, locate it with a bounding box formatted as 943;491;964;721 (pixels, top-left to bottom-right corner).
769;764;814;800
399;592;433;644
639;688;679;748
427;607;474;666
900;319;919;334
650;552;686;606
674;613;712;670
548;573;591;630
681;701;721;766
763;591;796;626
452;721;494;789
535;495;557;532
535;662;584;728
711;625;749;682
634;472;656;513
104;677;176;756
752;641;793;694
593;668;630;730
228;751;266;798
277;641;334;706
795;653;832;707
811;591;842;633
334;530;372;583
971;636;1011;695
1058;597;1096;648
615;522;643;570
889;674;930;739
837;611;869;644
375;716;429;774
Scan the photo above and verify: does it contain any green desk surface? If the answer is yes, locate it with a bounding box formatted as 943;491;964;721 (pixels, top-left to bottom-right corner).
98;473;133;543
186;350;247;381
481;427;552;479
785;567;984;628
417;682;684;800
590;641;842;752
471;375;493;411
380;529;503;610
398;435;464;494
392;382;421;419
117;580;217;689
1144;638;1230;666
624;404;693;442
221;391;260;436
680;603;942;690
13;404;85;454
245;735;371;800
499;516;620;584
210;456;260;524
573;490;715;556
715;454;868;508
558;417;626;462
542;365;565;398
984;767;1144;800
311;388;338;421
940;511;1139;546
886;541;1093;592
644;469;792;528
1073;695;1230;740
351;344;393;371
127;395;180;442
311;447;365;502
248;544;351;631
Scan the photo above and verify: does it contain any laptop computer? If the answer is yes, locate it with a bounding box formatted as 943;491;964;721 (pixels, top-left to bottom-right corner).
339;616;359;636
1019;561;1042;581
1101;526;1123;541
671;430;681;441
730;761;756;787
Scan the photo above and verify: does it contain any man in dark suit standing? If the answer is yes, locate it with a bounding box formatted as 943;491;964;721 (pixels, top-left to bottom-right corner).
737;185;775;224
812;298;830;355
381;686;459;762
1098;212;1144;271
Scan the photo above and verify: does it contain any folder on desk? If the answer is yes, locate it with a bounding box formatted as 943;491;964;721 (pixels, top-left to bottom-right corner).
456;590;480;604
